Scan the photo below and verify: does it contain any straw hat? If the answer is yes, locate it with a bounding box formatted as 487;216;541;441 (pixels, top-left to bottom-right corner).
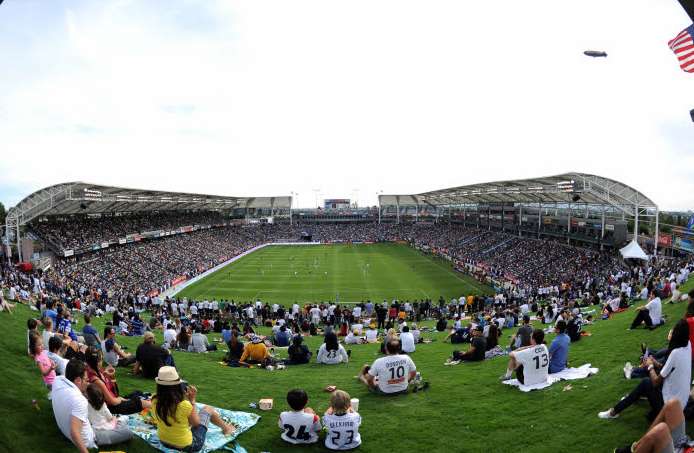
155;366;182;386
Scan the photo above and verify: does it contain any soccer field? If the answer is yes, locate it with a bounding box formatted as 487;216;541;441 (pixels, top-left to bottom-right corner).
176;243;493;303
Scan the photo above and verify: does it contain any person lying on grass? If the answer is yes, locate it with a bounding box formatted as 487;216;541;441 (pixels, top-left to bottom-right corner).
599;319;691;422
151;366;235;453
359;339;426;394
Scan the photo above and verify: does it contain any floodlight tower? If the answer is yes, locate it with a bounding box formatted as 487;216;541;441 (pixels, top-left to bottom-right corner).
313;189;320;209
376;190;383;224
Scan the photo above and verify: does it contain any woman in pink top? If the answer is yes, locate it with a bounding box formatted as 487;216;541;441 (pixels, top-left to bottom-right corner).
29;332;56;388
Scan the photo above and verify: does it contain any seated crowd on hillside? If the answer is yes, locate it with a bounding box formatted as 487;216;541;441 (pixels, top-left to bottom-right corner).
3;216;694;451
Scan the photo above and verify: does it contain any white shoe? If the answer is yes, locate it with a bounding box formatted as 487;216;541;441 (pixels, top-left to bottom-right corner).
623;362;633;379
598;409;618;419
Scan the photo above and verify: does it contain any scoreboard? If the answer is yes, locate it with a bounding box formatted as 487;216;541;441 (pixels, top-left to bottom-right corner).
324;199;351;210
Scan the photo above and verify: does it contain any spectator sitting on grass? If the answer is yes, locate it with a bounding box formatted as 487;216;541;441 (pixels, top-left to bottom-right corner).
284;335;311;365
102;326;136;367
278;388;321;445
446;326;486;364
629;291;663;331
151;367;235;452
509;315;532;351
599;319;691;422
224;330;248;367
359;339;424;394
47;335;70;376
135;332;175;379
323;390;361;450
612;399;688;453
84;347;151;415
239;334;271;366
548;320;570;374
51;359;97;453
189;327;216;353
317;332;349;365
274;325;291;347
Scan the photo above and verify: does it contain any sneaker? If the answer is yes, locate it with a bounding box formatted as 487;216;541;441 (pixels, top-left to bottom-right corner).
623;362;633;379
499;374;512;381
614;445;633;453
444;360;460;366
598;409;619;419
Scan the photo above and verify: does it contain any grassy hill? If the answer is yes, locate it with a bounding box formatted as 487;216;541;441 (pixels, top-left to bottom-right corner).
1;278;692;452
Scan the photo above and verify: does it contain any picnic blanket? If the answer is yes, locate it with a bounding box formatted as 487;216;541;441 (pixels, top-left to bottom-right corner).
127;403;260;453
503;363;599;392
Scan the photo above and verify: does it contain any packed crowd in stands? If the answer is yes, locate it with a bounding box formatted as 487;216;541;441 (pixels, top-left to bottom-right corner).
2;234;694;451
27;215;642;303
32;211;228;251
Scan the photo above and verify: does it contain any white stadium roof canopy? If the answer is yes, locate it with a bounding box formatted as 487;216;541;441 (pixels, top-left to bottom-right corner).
379;172;657;215
6;182;291;227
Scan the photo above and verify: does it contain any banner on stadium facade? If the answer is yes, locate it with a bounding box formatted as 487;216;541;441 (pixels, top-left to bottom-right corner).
674;237;694;253
126;233;142;242
118;238;126;245
658;234;672;247
141;230;162;239
63;249;74;257
101;242;109;249
180;226;193;233
92;244;101;251
543;218;552;224
605;224;615;231
171;276;187;286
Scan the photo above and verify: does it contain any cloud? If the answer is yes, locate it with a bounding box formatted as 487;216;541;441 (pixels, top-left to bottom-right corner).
0;0;692;210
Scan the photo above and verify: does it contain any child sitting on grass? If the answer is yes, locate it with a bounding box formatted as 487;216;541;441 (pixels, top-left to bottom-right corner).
29;331;56;392
86;383;133;445
323;390;361;450
278;389;321;445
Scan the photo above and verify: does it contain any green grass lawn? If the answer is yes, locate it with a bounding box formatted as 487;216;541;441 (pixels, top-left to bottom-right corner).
176;243;494;303
2;276;694;452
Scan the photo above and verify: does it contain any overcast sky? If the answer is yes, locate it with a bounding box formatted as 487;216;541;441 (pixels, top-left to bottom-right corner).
1;0;693;210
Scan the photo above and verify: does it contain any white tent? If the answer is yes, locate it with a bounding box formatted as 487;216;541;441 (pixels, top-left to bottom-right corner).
620;240;649;261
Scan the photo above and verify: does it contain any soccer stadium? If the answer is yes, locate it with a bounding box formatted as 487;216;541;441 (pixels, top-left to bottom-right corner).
2;1;694;453
2;172;694;453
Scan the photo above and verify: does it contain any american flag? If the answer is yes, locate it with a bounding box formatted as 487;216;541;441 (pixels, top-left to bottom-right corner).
669;24;694;73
